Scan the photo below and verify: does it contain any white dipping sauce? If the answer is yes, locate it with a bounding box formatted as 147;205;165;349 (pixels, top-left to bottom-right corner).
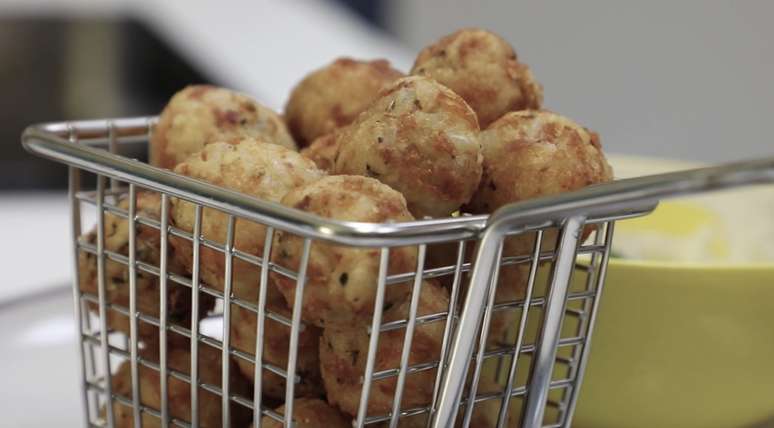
608;156;774;263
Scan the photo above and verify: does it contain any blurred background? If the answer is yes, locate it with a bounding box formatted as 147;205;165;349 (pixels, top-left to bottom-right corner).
3;0;773;190
1;0;773;426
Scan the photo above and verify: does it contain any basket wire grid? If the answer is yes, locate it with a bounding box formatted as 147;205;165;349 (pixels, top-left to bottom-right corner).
22;117;774;428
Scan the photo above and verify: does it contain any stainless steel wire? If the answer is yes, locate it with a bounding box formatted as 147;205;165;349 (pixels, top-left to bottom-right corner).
522;217;584;427
562;222;616;427
68;157;92;425
95;175;116;426
253;227;275;428
461;240;504;427
426;240;466;427
284;238;312;428
189;204;203;428
552;224;605;426
388;245;428;428
127;184;142;427
496;230;544;428
355;247;390;428
221;215;237;428
21;118;774;428
159;193;171;428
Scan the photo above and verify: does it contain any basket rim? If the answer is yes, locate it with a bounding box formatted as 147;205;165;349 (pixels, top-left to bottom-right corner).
35;115;774;247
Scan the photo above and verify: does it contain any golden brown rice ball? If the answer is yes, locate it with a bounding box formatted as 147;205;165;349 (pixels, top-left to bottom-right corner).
300;132;340;173
469;111;612;210
333;76;483;218
150;85;297;169
424;240;527;350
230;287;323;400
467;110;613;293
285;58;404;147
319;280;449;417
110;339;251;427
485;266;529;349
260;398;351;428
411;28;543;128
271;175;417;328
424;239;471;289
170;139;324;301
78;192;212;340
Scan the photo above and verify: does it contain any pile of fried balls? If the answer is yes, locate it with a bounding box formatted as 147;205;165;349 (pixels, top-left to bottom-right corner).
78;28;613;427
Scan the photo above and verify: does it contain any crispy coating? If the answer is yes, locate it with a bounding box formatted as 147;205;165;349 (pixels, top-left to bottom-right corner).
78;192;212;340
300;132;340;173
151;85;297;169
424;241;527;350
486;266;529;348
170;139;324;301
259;398;351;428
333;76;483;218
271;175;417;327
110;340;251;427
319;280;449;417
467;110;613;293
285;58;404;147
424;241;468;289
412;28;543;127
469;111;612;210
230;289;324;400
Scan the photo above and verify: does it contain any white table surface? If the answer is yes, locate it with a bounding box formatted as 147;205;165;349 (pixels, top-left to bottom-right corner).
0;288;83;427
0;192;75;304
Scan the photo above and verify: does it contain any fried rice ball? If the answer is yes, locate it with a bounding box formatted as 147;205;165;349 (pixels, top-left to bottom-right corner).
150;85;297;169
259;398;351;428
78;192;212;340
230;288;323;400
285;58;404;147
170;139;324;301
485;266;529;349
300;132;340;173
271;175;417;328
467;110;613;294
109;339;251;427
333;76;483;218
424;240;527;350
319;280;449;417
411;28;543;128
469;111;613;210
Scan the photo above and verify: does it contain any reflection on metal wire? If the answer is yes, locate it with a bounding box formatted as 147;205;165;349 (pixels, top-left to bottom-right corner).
22;118;774;427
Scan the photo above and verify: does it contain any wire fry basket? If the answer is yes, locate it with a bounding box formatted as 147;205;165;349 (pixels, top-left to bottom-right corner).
22;117;774;428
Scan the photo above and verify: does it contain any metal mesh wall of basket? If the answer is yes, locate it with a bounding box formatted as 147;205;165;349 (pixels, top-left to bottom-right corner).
22;117;774;428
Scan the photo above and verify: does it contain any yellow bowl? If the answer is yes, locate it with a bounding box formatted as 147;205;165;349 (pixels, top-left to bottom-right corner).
574;260;774;428
572;156;774;427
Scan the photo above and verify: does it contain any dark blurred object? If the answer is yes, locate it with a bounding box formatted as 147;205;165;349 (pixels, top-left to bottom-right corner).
0;17;208;190
330;0;386;29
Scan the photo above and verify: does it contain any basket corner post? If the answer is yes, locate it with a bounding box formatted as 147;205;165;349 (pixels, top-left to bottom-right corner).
522;216;586;428
430;226;505;428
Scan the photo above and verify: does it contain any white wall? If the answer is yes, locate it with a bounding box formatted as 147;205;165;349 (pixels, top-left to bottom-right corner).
386;1;774;163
